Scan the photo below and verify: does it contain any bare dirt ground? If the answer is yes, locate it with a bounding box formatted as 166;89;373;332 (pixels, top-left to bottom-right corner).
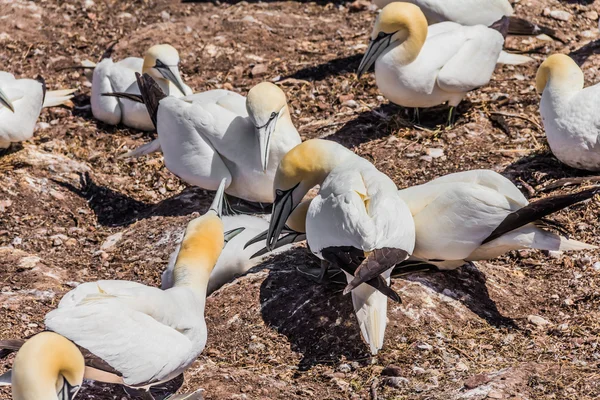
2;0;600;399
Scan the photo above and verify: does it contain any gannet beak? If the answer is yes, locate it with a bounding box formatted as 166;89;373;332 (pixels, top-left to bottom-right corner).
59;380;81;400
266;183;299;251
357;32;395;78
224;227;245;244
209;178;228;218
155;59;187;95
0;87;15;113
256;110;281;172
250;231;306;259
244;229;269;249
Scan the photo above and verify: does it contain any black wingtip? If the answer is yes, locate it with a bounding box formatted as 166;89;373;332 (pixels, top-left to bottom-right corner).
507;16;565;43
35;75;47;106
135;73;167;129
490;16;510;39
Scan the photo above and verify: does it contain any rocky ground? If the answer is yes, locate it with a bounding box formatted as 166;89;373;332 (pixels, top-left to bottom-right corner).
2;0;600;399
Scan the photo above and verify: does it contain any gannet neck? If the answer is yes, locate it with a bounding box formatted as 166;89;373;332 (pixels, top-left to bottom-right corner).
536;54;584;98
375;3;428;65
11;332;84;400
172;212;224;297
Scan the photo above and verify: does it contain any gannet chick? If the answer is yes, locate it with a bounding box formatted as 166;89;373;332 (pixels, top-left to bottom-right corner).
28;179;242;398
357;2;505;124
394;170;598;270
91;44;192;131
0;72;76;150
132;73;301;203
0;332;84;400
161;213;296;293
263;139;416;355
536;54;600;171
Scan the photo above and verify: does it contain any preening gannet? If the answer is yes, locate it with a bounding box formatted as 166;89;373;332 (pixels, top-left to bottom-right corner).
91;44;192;131
0;332;84;400
536;54;600;171
263;139;416;355
357;2;505;122
22;179;242;398
0;72;76;150
126;73;301;203
394;170;598;270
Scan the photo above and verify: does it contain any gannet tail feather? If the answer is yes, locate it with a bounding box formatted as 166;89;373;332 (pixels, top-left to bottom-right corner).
483;186;600;244
135;72;167;129
119;139;162;159
43;89;78;108
101;92;144;103
350;278;388;355
344;248;409;297
489;16;509;39
497;51;534;65
507;17;563;43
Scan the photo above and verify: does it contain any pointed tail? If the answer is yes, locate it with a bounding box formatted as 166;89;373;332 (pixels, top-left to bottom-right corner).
118;139;162;159
528;227;597;252
135;72;167;129
349;275;389;355
508;16;565;43
42;89;77;108
497;50;534;65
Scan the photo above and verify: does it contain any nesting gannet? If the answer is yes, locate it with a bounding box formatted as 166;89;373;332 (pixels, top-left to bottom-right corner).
536;54;600;171
357;2;505;123
263;139;416;355
161;213;295;293
25;179;242;398
91;44;192;131
0;332;84;400
392;170;598;270
0;72;76;150
125;73;301;203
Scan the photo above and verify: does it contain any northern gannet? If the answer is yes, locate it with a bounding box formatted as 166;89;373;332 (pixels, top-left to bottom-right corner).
7;179;242;398
357;2;505;123
0;332;84;400
263;139;416;355
0;72;76;150
394;170;598;270
91;44;192;131
125;73;301;203
536;54;600;171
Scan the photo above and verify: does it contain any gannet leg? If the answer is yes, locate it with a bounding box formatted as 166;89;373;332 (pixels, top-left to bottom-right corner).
446;106;456;127
412;107;420;124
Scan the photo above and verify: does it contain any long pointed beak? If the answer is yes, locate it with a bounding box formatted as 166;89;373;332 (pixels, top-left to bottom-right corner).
0;87;15;113
224;227;245;244
250;232;306;259
156;64;187;96
357;33;394;78
209;178;228;217
266;185;298;251
256;118;277;172
244;229;269;249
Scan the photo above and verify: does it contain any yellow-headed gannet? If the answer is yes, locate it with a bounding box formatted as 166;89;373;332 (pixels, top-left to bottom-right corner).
357;2;505;124
0;72;76;150
536;54;600;171
0;332;84;400
262;139;416;355
91;44;192;131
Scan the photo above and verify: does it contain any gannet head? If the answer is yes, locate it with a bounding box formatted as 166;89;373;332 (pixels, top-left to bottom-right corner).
266;139;353;250
536;54;584;94
174;179;244;286
357;2;428;77
0;87;15;113
11;332;84;400
246;82;291;172
142;44;187;95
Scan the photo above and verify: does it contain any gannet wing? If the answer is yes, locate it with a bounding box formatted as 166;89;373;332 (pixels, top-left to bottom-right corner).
436;25;504;93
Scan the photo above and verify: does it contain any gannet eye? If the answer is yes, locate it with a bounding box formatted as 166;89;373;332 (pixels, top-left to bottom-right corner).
377;31;387;39
270;111;277;119
276;189;284;196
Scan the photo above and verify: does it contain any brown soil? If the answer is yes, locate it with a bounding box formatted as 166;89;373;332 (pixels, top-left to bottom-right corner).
2;0;600;399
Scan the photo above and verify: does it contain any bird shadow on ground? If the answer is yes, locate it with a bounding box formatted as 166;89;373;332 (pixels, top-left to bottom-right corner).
568;38;600;67
284;54;364;82
53;172;215;227
259;249;516;371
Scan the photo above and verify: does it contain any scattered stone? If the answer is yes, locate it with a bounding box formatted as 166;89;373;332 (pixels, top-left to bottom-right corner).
348;0;370;12
585;11;598;21
487;389;504;399
564;298;574;306
416;342;433;351
383;376;409;388
543;8;572;21
382;365;403;377
337;363;351;373
101;232;123;251
251;64;268;77
338;94;354;103
527;315;550;327
247;342;265;353
464;374;491;389
427;148;444;159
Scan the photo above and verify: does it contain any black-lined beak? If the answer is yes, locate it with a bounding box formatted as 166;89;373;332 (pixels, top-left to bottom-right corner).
250;231;306;259
58;379;80;400
0;87;14;113
256;110;281;172
357;31;396;78
224;227;245;245
244;229;269;249
266;184;299;251
154;59;187;95
209;179;228;217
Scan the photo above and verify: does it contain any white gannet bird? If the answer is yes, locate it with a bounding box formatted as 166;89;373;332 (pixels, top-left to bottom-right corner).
262;139;416;355
161;213;297;294
91;44;192;131
392;169;598;270
0;179;242;399
0;72;76;151
0;332;84;400
125;74;301;203
536;54;600;171
357;2;505;124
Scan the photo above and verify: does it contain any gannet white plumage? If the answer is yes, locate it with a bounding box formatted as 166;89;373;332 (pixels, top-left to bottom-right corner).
91;44;192;131
357;3;505;119
0;72;76;150
536;54;600;171
36;179;241;397
263;139;416;355
0;332;84;400
395;169;598;270
132;74;301;203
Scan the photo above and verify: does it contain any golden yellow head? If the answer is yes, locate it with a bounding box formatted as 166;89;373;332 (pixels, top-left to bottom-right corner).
536;54;583;94
142;44;180;71
246;82;289;122
373;3;427;59
12;332;84;400
175;212;224;274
